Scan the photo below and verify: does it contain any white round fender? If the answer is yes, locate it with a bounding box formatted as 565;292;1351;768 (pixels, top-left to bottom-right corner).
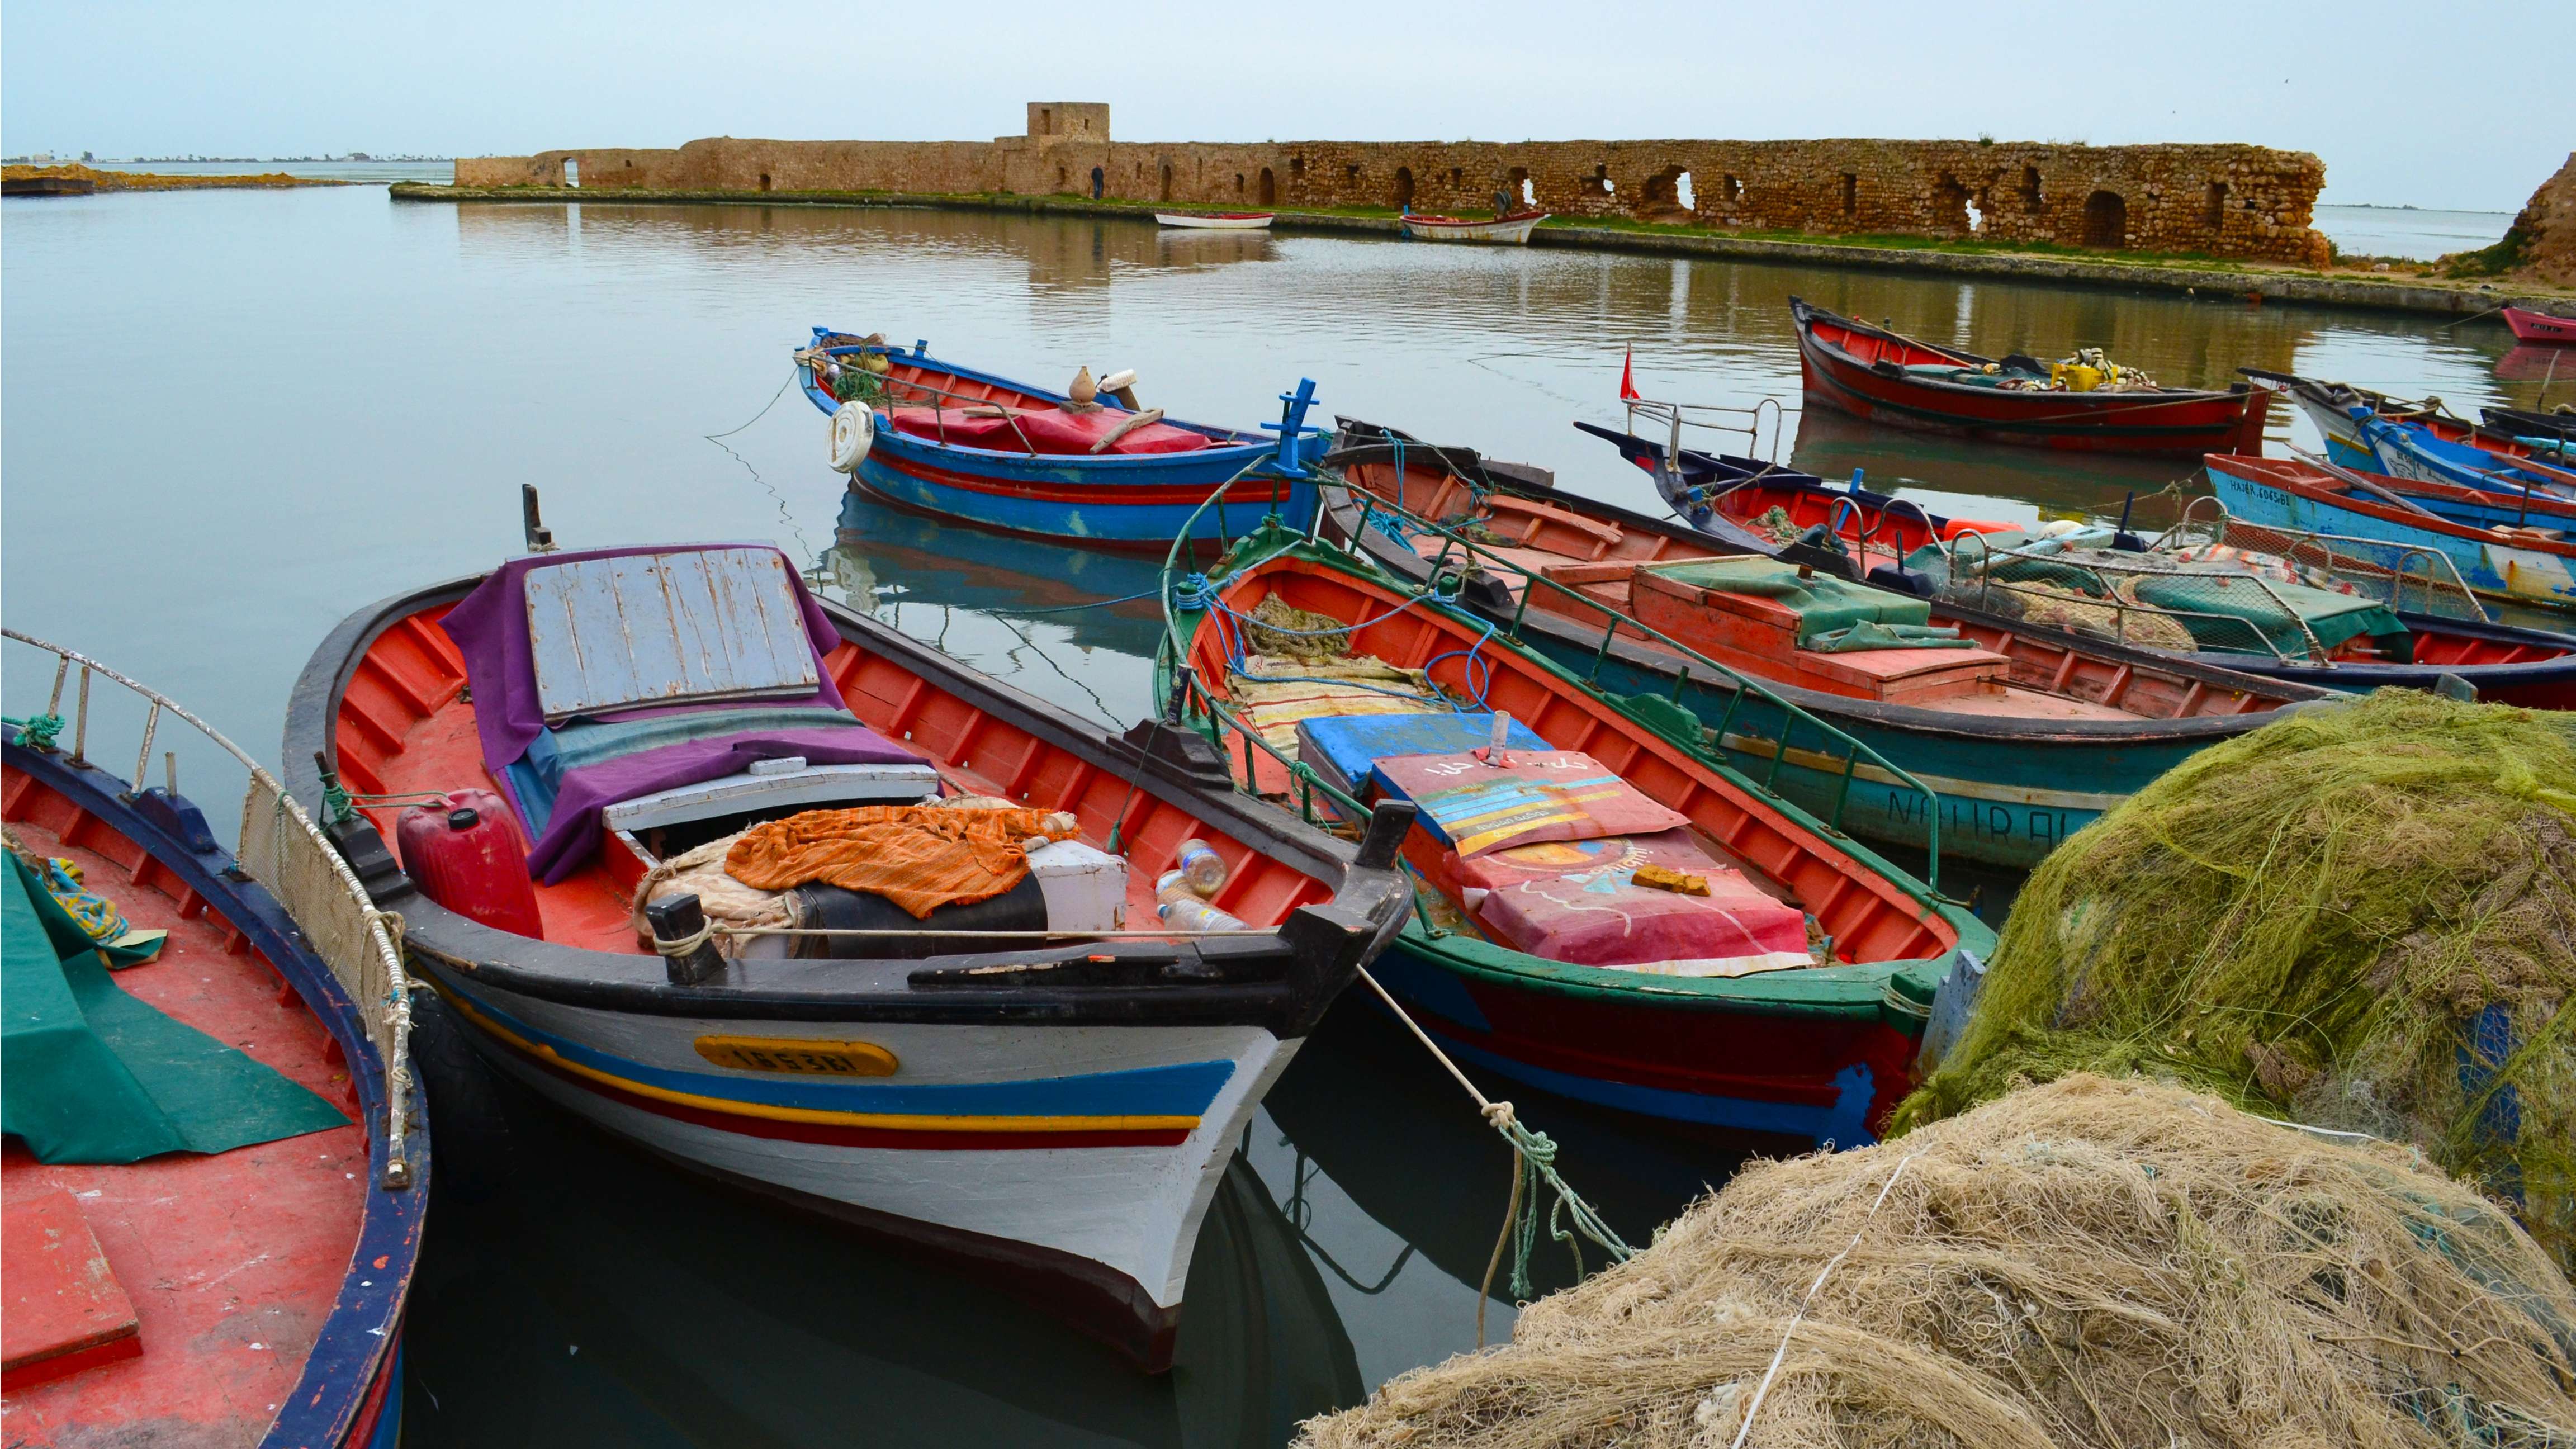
828;401;875;473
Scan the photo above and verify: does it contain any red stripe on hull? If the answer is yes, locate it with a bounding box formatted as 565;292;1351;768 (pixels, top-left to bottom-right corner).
1795;330;2266;456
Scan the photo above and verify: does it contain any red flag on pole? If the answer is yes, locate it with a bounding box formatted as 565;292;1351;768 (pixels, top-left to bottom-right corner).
1619;345;1640;402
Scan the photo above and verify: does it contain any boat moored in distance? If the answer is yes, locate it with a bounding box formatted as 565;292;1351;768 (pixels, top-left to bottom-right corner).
1577;422;2576;707
1155;211;1274;229
1398;211;1548;244
1791;297;2272;455
283;537;1414;1371
1324;423;2330;868
1160;522;1995;1145
2504;304;2576;345
2205;453;2576;618
2483;405;2576;448
2;632;423;1447
798;331;1324;552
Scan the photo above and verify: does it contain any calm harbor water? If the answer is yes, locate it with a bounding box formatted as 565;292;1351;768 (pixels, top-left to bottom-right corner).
3;186;2561;1446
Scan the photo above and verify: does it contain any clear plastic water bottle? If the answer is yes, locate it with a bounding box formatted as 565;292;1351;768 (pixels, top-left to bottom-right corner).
1486;711;1514;766
1158;896;1248;933
1154;870;1198;907
1172;837;1227;896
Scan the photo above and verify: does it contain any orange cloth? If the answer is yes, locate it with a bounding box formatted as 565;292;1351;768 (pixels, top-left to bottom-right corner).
723;807;1079;920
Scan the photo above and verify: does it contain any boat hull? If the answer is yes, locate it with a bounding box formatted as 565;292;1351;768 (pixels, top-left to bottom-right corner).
2205;457;2576;614
851;439;1318;551
425;967;1291;1367
1156;212;1273;229
2505;305;2576;345
1365;940;1919;1143
1398;213;1545;244
1792;297;2269;456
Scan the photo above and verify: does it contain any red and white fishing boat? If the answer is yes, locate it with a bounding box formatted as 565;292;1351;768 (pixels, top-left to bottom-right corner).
2503;305;2576;345
1154;211;1275;230
1791;297;2272;456
2;632;423;1448
1398;211;1548;245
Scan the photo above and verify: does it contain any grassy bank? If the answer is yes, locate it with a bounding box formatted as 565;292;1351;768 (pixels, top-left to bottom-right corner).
7;163;348;192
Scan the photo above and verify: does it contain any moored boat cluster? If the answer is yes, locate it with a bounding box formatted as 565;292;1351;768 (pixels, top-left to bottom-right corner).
9;268;2572;1447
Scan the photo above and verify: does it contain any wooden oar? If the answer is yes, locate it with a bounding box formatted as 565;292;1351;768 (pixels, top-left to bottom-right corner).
2287;446;2444;520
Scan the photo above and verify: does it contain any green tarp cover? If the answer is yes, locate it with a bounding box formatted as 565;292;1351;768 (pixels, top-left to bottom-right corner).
1647;556;1932;645
2127;574;2409;659
2;854;348;1164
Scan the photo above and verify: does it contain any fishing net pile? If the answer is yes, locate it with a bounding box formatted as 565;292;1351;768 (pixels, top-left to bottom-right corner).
1298;1074;2576;1449
1897;689;2576;1273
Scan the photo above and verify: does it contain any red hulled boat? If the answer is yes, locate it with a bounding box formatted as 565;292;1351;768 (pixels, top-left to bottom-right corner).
1789;297;2271;456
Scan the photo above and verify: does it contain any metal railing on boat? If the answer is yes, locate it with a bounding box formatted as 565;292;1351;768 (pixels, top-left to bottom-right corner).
2;629;415;1188
1622;393;1794;468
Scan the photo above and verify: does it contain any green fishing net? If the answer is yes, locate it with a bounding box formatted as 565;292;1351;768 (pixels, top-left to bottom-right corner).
1896;689;2576;1273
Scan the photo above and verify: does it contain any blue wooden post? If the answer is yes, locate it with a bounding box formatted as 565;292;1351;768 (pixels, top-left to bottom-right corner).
1262;378;1322;476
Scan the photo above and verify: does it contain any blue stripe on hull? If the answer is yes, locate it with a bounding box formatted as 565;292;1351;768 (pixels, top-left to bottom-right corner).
2209;469;2576;611
447;980;1236;1119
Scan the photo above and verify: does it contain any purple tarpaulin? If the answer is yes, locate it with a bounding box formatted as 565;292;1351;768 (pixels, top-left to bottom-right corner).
527;727;924;884
438;542;852;778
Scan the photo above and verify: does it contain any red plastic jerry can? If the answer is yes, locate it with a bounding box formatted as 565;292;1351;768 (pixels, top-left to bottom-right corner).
395;789;545;940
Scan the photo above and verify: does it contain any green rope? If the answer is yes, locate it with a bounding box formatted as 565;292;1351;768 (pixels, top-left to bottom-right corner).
1498;1117;1635;1300
4;713;65;750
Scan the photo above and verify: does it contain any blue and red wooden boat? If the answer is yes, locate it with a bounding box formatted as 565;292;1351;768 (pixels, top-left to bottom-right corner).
3;632;423;1447
798;330;1322;551
1162;530;1995;1146
2242;368;2576;488
1791;297;2272;456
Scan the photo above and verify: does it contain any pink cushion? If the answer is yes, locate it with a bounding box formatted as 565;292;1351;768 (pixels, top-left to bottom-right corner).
1007;408;1215;456
884;406;1029;451
1456;828;1810;975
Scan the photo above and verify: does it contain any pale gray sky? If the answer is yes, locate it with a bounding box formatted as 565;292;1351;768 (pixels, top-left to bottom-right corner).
5;1;2567;211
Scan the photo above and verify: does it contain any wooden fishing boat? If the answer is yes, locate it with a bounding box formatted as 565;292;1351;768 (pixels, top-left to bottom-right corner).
2241;368;2575;485
283;537;1412;1372
2483;405;2576;446
3;633;422;1446
1162;529;1993;1144
798;331;1322;552
2504;305;2576;345
1320;424;2328;868
1578;422;2576;704
1398;211;1547;244
1790;297;2271;456
1156;211;1274;229
2205;453;2576;617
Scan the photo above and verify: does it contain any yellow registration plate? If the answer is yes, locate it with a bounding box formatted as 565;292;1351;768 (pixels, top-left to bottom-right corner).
693;1035;899;1077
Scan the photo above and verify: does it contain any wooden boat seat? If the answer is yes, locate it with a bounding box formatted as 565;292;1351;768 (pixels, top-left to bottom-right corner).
1631;566;2010;704
1484;496;1621;560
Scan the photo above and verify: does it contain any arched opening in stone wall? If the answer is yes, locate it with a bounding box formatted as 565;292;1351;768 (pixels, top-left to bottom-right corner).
563;158;580;187
2204;181;2228;233
1966;191;1986;234
1057;165;1069;191
1722;174;1744;206
1505;167;1531;211
1930;173;1970;233
1234;173;1246;194
1257;168;1276;205
1090;167;1104;199
1038;107;1054;136
1160;163;1173;202
2082;190;2127;248
759;172;774;192
1392;167;1414;208
1448;167;1462;191
1840;173;1858;217
1592;164;1615;196
1640;166;1692;221
2020;166;2045;212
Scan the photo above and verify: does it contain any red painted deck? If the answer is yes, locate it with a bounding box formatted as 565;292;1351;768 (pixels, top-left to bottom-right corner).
328;600;1338;954
0;770;368;1447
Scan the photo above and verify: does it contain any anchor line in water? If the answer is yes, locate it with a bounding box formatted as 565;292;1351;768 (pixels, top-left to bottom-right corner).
702;364;812;558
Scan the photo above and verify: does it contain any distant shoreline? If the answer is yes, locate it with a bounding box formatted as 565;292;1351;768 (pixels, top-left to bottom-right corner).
387;181;2574;319
4;163;347;192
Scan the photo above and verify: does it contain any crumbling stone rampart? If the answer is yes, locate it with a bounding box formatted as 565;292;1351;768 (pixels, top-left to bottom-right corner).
458;106;2328;264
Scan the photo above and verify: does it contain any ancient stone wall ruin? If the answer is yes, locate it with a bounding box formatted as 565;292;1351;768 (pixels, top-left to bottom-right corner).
457;105;2328;265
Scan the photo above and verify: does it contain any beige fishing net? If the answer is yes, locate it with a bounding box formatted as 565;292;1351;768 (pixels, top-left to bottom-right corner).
1299;1074;2575;1449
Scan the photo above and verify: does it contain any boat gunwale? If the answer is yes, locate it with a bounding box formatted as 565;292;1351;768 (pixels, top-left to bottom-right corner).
0;736;422;1449
796;339;1272;466
2205;452;2576;557
284;571;1409;1028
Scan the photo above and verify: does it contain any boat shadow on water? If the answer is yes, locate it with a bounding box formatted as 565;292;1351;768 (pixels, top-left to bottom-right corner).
403;992;1365;1448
